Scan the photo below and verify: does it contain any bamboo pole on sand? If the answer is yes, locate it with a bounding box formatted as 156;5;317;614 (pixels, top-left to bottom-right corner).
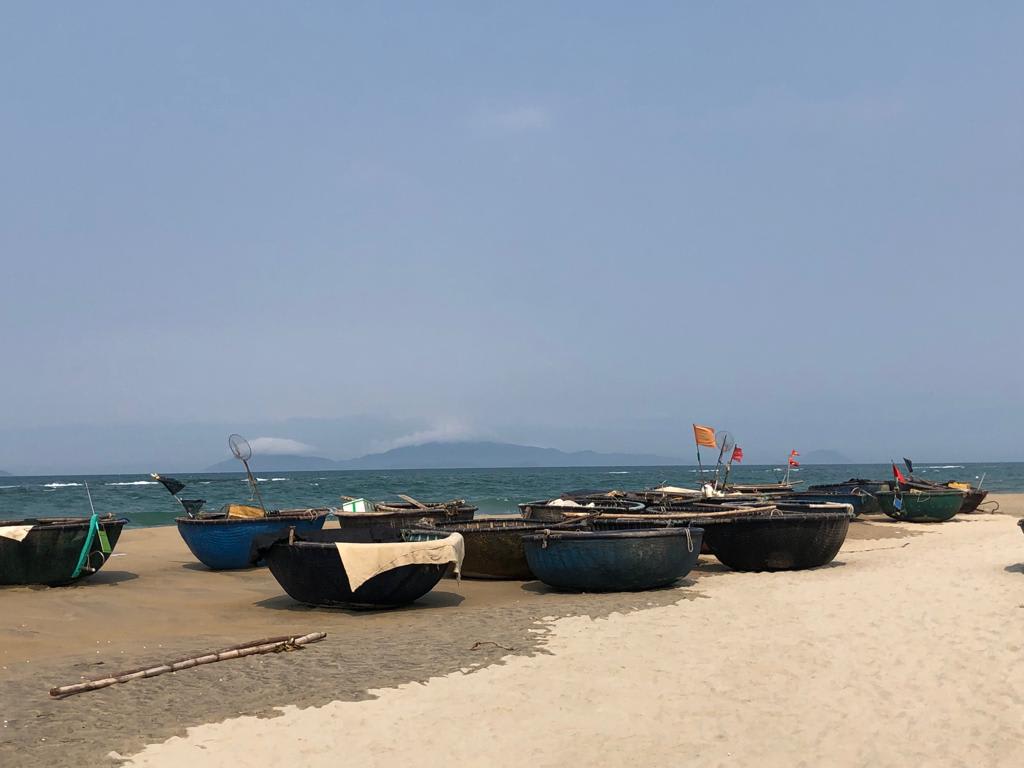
49;632;327;698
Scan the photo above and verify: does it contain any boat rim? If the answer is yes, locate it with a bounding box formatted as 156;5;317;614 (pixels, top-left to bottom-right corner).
175;508;331;525
522;527;705;542
604;510;854;525
269;529;458;550
0;516;128;529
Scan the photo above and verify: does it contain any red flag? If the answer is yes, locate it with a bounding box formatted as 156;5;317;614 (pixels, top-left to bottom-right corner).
731;446;743;463
788;450;800;467
892;462;907;484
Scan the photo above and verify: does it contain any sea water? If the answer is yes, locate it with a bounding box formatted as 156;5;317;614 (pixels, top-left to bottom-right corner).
1;463;1021;527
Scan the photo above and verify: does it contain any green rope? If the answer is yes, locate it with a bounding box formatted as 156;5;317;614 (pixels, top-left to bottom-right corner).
71;513;99;579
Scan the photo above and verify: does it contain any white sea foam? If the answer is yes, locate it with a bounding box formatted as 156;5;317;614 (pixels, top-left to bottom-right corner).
608;471;630;475
106;481;159;486
925;465;964;470
0;485;19;489
42;482;83;488
270;477;288;482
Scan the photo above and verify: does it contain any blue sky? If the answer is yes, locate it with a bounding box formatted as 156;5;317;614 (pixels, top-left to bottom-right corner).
1;3;1021;472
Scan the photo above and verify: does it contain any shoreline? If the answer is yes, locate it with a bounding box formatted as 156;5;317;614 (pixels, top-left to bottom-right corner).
3;498;1023;766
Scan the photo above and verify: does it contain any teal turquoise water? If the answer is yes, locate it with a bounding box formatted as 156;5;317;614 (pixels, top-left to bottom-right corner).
1;463;1019;527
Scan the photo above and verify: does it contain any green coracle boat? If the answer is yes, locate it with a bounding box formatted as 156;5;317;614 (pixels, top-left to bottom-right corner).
876;487;965;523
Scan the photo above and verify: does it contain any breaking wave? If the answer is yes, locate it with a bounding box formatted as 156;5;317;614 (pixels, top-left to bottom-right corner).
107;481;159;486
42;482;83;488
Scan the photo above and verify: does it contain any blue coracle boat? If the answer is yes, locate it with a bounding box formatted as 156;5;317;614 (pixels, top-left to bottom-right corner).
176;510;329;570
521;527;703;592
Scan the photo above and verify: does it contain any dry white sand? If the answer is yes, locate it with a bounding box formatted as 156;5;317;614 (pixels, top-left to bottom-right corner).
124;512;1024;768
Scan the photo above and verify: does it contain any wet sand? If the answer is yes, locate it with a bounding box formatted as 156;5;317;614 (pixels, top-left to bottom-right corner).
3;497;1024;767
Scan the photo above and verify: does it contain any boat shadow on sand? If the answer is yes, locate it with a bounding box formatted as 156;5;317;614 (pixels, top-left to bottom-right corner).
179;561;259;572
253;589;466;614
519;576;705;597
66;568;139;586
687;560;846;576
0;569;140;591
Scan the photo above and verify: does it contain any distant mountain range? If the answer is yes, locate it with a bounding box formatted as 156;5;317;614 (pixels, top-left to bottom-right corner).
0;469;9;476
204;441;683;472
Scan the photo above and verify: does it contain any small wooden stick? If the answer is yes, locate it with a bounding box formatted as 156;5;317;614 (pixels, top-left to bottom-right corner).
68;635;299;684
49;632;326;698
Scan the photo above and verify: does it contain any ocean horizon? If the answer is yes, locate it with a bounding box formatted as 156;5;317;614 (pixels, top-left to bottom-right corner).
2;462;1020;527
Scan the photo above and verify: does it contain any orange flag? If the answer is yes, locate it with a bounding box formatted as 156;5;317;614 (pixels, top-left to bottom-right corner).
692;424;717;448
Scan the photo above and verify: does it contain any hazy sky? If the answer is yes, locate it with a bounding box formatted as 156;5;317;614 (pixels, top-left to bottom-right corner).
2;3;1021;473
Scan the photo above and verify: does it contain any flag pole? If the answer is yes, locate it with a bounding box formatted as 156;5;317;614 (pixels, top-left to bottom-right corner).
712;439;729;491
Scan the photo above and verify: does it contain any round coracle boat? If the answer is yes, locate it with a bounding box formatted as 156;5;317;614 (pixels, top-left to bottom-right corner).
875;487;964;523
638;506;852;572
335;500;476;529
176;508;330;570
255;527;463;609
521;527;703;592
0;516;128;586
518;498;646;523
420;518;553;579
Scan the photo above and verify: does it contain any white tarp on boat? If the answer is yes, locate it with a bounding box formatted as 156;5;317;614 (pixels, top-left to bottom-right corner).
334;533;465;592
0;525;33;542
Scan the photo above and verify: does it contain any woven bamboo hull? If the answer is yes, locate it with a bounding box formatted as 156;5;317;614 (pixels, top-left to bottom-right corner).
957;489;988;514
0;517;127;586
421;519;549;579
176;511;328;570
780;492;867;517
701;512;850;571
522;528;703;592
808;481;887;516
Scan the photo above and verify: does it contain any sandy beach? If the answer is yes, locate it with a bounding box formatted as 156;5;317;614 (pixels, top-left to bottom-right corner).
3;495;1023;767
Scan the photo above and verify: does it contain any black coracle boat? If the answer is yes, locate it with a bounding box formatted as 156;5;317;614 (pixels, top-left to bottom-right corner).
638;506;852;571
0;516;128;586
335;498;476;529
518;498;646;523
255;526;464;609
